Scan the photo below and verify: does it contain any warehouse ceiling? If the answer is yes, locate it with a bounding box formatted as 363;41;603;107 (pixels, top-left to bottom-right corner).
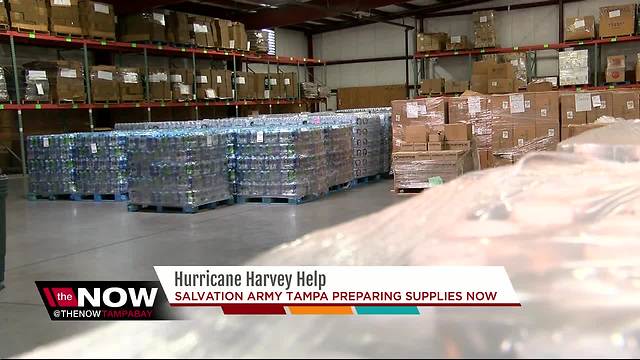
102;0;495;33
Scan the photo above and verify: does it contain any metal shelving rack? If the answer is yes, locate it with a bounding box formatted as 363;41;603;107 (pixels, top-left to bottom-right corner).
0;30;328;176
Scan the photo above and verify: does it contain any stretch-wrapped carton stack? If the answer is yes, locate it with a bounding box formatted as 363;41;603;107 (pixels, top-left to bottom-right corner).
559;49;589;86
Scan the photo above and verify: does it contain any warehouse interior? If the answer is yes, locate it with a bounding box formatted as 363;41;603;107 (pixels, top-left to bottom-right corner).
2;0;640;358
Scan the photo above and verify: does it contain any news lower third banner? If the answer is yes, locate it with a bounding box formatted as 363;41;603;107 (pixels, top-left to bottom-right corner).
36;267;520;320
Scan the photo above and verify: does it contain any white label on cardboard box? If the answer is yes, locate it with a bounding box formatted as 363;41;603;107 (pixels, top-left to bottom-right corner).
627;101;635;110
511;59;519;67
97;71;113;81
406;102;419;118
207;135;213;147
60;68;77;79
216;75;223;84
509;94;525;114
170;74;183;83
179;84;191;95
609;9;620;18
458;102;465;110
153;13;165;26
591;95;602;108
256;131;264;143
43;138;49;148
284;78;291;85
197;76;208;84
468;96;481;115
91;143;97;154
123;73;138;84
28;70;47;81
264;90;270;98
524;100;531;109
480;16;487;23
492;81;498;86
548;128;555;137
36;83;44;95
601;100;607;109
206;89;216;99
574;19;585;28
247;41;251;51
418;104;427;115
395;114;400;121
451;35;461;43
502;101;509;109
94;2;109;14
194;24;208;33
575;93;592;112
502;131;509;139
541;108;548;117
237;77;245;85
567;111;574;119
229;40;235;48
518;138;524;147
269;78;277;85
53;0;71;6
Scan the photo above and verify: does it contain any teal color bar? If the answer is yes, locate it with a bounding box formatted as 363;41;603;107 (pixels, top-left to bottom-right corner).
355;306;420;315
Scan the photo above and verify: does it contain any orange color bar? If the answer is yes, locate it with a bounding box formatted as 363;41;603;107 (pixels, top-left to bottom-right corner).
288;306;353;315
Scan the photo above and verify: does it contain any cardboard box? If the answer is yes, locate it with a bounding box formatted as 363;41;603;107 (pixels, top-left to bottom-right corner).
79;1;115;40
478;149;491;169
559;50;589;86
446;140;471;151
514;124;536;147
420;78;444;95
253;72;267;99
472;60;496;75
428;133;442;142
527;81;553;92
586;92;613;122
48;0;82;36
10;0;49;32
170;68;194;101
166;11;190;45
119;12;167;43
211;69;232;99
560;93;587;126
637;59;640;82
535;92;560;120
230;21;248;51
444;123;472;141
488;78;514;94
25;60;85;102
235;71;255;99
214;19;232;49
535;120;560;146
488;63;514;79
472;10;497;48
118;67;144;102
611;91;640;119
565;16;596;41
561;126;570;141
0;0;9;26
470;75;488;94
444;80;469;94
405;125;428;143
283;72;297;98
491;124;514;152
606;55;626;83
416;32;447;52
427;142;443;151
189;15;215;48
446;35;469;50
599;4;635;38
391;98;447;152
148;67;170;101
90;65;119;102
566;123;608;138
196;69;215;100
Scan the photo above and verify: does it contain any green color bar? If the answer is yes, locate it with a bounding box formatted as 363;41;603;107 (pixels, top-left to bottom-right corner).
101;40;107;46
355;307;420;315
29;33;35;39
131;43;137;48
35;104;41;110
0;104;5;110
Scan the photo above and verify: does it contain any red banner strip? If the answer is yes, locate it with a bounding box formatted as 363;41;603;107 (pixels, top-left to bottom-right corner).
221;305;286;315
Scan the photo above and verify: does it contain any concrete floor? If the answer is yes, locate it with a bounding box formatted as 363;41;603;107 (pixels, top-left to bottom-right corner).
0;177;405;358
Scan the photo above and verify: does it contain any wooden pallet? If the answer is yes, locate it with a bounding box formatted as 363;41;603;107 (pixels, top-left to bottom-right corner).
120;98;145;103
87;32;117;41
12;24;49;34
56;98;86;105
394;188;425;194
350;174;382;187
92;99;120;104
71;193;128;202
0;24;10;32
235;193;324;205
52;25;84;38
127;198;234;214
21;99;53;104
328;181;352;193
27;193;73;201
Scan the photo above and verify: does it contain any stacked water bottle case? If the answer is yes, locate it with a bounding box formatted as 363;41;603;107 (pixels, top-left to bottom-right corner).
27;134;76;198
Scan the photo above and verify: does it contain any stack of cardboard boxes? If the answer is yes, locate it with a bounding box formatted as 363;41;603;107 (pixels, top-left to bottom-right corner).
90;65;118;103
211;69;232;99
119;12;167;43
24;61;85;103
188;15;215;48
599;4;635;38
559;49;589;86
196;69;215;100
416;32;447;52
564;15;596;41
606;55;626;83
48;0;82;36
472;10;497;48
446;35;470;50
79;1;116;40
118;68;144;102
470;60;518;94
0;0;9;27
148;68;171;101
166;10;190;45
9;0;49;32
170;69;194;102
419;78;444;96
448;95;493;169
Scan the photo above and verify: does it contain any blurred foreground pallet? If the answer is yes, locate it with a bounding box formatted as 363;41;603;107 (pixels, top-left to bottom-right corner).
128;198;234;214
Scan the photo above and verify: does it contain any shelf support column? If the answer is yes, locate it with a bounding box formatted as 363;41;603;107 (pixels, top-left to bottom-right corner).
233;54;238;117
593;44;599;87
191;51;198;120
10;35;26;177
82;43;94;131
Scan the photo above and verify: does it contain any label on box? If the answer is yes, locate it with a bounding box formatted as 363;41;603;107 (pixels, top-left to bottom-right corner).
524;100;531;109
518;138;524;147
509;94;525;114
264;90;270;98
123;73;138;84
502;101;509;110
94;2;109;14
468;96;481;115
60;68;77;79
627;101;635;110
601;100;607;109
170;75;183;83
284;78;291;85
179;84;191;95
43;138;49;148
567;111;574;119
194;24;208;33
458;102;465;110
492;81;498;86
418;104;427;115
229;40;235;48
256;131;264;143
91;143;97;154
206;135;213;147
247;41;251;51
541;108;548;117
574;19;585;28
451;35;461;43
216;75;223;84
206;89;216;99
591;95;602;108
36;83;44;95
153;13;165;26
197;76;208;84
97;71;113;81
395;114;400;121
548;128;555;137
53;0;71;6
406;102;419;118
480;16;487;23
28;70;47;81
575;93;592;112
269;78;277;85
237;77;245;85
502;131;509;139
511;59;519;66
609;9;620;18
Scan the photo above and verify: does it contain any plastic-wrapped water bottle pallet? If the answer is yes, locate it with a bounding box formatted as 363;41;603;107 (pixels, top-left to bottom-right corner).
27;193;74;201
328;181;352;194
350;174;382;187
127;198;235;214
70;193;129;202
235;193;325;205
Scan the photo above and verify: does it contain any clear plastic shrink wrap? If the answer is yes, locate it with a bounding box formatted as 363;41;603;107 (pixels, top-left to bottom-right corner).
20;151;640;358
559;49;589;86
27;134;77;195
74;132;129;196
448;95;493;150
558;120;640;162
324;124;354;187
390;98;446;152
472;10;497;48
0;67;10;102
23;67;50;102
392;148;476;189
351;113;382;178
127;129;231;208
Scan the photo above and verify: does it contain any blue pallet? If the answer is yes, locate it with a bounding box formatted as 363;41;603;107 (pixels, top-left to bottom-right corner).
235;193;324;205
328;181;352;194
350;174;382;187
27;193;74;201
70;193;129;202
127;198;234;214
